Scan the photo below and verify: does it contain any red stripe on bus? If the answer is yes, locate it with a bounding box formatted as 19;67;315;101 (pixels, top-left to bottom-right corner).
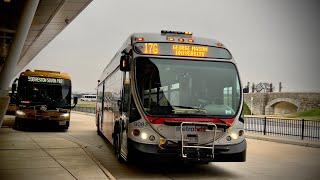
145;116;234;126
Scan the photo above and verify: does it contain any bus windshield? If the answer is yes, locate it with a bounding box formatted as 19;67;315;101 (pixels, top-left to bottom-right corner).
135;57;241;117
17;76;71;109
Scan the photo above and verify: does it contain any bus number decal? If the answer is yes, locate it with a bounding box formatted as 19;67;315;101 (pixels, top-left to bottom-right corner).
133;121;148;128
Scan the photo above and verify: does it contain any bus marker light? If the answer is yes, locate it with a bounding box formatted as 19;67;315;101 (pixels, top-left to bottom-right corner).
226;136;231;141
141;132;148;140
135;37;144;42
216;42;224;47
239;130;244;136
149;135;155;141
178;38;184;42
188;39;194;43
167;37;175;41
133;129;140;136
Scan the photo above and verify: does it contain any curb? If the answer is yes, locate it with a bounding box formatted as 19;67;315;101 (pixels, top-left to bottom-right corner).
63;135;116;180
245;134;320;148
82;145;116;180
71;111;95;117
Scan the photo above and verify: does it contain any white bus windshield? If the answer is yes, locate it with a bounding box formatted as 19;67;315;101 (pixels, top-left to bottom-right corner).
136;57;241;117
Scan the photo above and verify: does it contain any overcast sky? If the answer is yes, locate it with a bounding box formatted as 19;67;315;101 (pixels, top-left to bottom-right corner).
22;0;320;93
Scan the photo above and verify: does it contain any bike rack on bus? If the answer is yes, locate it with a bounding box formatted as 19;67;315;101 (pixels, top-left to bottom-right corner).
180;122;217;159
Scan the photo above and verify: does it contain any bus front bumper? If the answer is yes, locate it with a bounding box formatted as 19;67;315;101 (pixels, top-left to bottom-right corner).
15;117;70;129
128;139;246;162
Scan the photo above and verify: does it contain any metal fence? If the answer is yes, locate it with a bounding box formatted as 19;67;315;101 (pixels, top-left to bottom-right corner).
72;108;320;141
73;106;96;114
244;116;320;141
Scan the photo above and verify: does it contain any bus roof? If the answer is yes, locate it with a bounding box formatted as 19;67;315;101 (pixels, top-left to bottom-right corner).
131;32;224;47
20;69;71;80
98;31;231;83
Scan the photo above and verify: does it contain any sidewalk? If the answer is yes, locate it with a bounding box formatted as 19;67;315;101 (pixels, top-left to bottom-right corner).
245;132;320;148
0;128;110;180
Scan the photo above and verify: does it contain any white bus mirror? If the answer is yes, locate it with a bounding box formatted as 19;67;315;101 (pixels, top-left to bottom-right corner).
73;97;78;106
243;87;249;93
12;83;17;92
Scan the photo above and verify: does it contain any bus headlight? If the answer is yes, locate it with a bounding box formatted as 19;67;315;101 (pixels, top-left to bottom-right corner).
16;110;26;116
227;128;240;140
230;132;239;140
140;132;148;140
61;113;70;118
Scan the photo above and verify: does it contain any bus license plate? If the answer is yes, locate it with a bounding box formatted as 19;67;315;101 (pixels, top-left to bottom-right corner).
59;121;66;125
186;134;198;144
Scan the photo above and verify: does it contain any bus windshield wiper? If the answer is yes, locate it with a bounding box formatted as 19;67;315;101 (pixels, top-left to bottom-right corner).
172;105;207;113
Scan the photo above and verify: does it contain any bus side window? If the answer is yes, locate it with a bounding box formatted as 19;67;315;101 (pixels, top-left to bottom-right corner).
121;72;130;112
129;96;141;123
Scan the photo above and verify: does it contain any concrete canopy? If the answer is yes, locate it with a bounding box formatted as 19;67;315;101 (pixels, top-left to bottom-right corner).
0;0;92;126
0;0;92;77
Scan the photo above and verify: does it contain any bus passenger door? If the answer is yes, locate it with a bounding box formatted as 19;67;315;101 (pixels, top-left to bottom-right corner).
103;69;123;142
119;71;131;157
97;81;104;132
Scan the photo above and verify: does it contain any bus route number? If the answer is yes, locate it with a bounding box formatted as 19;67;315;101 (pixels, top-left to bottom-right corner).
144;43;159;55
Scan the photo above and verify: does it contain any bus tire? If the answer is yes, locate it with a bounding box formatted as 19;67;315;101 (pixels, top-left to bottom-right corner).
62;126;69;131
96;116;102;136
97;128;101;136
14;118;23;130
97;126;102;136
126;142;137;163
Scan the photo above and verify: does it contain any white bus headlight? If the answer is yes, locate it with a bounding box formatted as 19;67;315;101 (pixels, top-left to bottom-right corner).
227;128;240;140
16;110;26;116
230;132;239;140
140;132;148;140
61;113;70;118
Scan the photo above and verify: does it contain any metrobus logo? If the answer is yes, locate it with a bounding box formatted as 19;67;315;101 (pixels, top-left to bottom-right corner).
28;76;63;84
175;126;206;132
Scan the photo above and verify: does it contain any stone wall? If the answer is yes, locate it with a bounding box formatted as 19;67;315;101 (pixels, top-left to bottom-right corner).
244;92;320;115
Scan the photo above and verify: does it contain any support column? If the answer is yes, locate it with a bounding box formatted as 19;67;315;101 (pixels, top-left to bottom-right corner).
0;0;40;127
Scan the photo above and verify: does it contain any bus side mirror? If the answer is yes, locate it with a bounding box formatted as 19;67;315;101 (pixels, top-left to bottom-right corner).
243;87;249;93
120;55;130;72
73;97;78;106
12;83;17;92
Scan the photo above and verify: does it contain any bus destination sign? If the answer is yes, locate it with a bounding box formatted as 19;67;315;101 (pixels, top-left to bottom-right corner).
134;43;232;59
28;76;63;84
172;44;208;57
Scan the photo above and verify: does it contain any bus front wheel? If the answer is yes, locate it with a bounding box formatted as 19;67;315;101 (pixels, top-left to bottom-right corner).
113;122;125;163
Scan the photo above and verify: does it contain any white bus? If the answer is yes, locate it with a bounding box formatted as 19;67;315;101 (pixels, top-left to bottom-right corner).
80;94;97;102
96;30;246;163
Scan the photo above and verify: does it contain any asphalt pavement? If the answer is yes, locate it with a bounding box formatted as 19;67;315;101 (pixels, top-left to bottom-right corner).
1;112;319;180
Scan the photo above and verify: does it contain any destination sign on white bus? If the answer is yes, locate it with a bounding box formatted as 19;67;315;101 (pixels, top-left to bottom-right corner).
28;76;63;84
134;43;232;59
